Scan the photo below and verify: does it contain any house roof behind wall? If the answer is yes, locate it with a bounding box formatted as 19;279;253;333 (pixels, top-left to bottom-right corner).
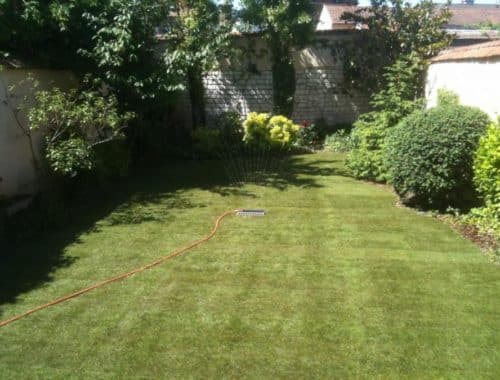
324;4;359;24
447;4;500;29
317;4;368;30
431;39;500;62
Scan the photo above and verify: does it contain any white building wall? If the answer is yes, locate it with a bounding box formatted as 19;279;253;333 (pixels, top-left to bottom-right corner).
316;6;332;31
426;58;500;121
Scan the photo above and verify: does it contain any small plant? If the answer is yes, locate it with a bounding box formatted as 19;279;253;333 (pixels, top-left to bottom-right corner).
325;129;352;153
385;103;490;209
437;88;460;107
297;120;325;150
243;112;300;149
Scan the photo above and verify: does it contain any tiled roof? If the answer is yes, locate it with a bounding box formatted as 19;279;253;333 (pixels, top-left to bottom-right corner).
431;39;500;62
447;5;500;28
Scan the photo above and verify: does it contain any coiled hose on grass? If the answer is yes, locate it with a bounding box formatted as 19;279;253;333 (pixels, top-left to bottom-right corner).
0;209;238;328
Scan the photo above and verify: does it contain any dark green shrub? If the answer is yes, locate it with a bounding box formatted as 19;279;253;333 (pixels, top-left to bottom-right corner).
213;111;244;146
192;111;245;158
191;127;223;158
93;139;131;180
385;104;490;209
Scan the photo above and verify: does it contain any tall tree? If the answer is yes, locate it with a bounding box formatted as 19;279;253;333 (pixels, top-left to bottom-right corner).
163;0;234;128
341;0;452;93
0;0;177;105
240;0;315;117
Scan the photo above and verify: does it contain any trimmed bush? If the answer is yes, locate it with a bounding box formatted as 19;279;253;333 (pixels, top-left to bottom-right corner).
385;104;490;209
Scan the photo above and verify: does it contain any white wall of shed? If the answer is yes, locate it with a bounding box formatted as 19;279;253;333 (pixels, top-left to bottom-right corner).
0;69;75;199
426;59;500;121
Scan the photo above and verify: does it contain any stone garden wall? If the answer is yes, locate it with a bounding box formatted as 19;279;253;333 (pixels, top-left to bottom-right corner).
203;31;370;126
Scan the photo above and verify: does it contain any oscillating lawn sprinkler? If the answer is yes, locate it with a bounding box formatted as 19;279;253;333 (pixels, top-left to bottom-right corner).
236;209;266;217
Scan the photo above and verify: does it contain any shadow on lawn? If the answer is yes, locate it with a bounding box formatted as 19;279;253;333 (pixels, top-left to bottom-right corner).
0;154;346;314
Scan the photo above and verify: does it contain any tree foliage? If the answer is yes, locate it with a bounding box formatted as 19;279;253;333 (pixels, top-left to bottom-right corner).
240;0;315;117
162;0;234;127
341;0;452;93
0;0;176;105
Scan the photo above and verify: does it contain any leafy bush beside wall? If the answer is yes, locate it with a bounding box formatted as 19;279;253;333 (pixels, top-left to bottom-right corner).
346;111;391;181
325;129;352;153
385;104;490;209
346;54;425;182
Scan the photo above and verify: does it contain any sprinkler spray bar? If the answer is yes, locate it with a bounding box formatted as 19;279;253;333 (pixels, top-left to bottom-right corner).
236;209;266;217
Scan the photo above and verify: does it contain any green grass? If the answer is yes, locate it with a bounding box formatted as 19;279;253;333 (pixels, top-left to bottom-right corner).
1;153;499;378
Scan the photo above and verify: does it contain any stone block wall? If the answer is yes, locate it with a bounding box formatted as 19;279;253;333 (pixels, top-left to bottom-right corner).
204;70;273;121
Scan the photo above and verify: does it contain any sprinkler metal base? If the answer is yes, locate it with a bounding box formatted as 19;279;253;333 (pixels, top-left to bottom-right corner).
236;209;266;217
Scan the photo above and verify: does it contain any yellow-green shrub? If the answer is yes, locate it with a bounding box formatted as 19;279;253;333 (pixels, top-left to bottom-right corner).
243;112;270;146
268;115;300;146
474;122;500;207
468;122;500;235
243;112;300;148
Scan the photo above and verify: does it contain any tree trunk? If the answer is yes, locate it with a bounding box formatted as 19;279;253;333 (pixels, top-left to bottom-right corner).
271;43;295;118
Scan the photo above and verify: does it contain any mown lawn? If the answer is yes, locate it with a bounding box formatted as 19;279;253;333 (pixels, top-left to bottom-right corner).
1;152;499;378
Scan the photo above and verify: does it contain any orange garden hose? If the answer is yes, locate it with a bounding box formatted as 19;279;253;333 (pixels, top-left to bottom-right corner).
0;209;239;328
